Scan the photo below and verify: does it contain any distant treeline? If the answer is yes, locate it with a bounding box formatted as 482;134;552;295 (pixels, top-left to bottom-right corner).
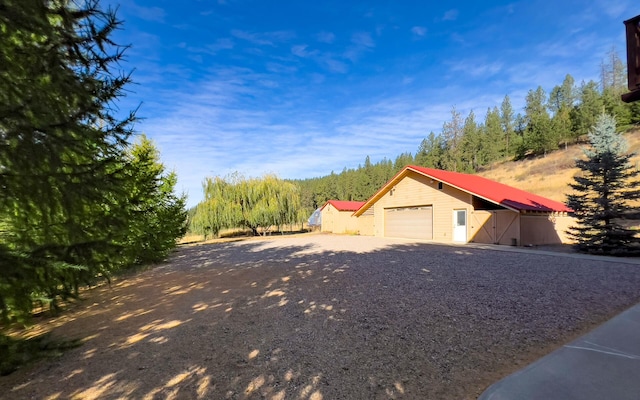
294;49;640;211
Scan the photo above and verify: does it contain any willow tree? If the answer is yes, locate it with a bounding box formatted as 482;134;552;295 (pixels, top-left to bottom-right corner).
190;174;303;237
567;114;640;255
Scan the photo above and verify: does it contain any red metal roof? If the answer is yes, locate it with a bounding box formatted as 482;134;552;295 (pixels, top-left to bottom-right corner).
407;165;572;213
322;200;366;212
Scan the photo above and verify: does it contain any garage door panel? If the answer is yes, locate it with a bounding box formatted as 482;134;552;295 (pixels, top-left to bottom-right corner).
384;206;432;239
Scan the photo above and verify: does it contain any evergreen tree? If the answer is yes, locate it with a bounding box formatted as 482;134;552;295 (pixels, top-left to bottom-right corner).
551;107;573;150
0;0;136;320
600;49;632;127
520;86;555;157
415;132;445;169
567;114;640;255
393;152;414;171
500;95;515;156
630;101;640;124
600;48;627;93
459;110;482;171
123;135;187;264
484;107;504;162
441;106;464;171
572;80;604;140
0;1;186;321
355;157;373;199
548;74;576;114
548;74;576;149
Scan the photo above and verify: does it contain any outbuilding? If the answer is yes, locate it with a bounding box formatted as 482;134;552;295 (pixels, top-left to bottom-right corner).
352;165;574;246
320;200;366;234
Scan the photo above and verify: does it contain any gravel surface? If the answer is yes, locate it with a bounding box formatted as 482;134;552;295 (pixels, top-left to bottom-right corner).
1;234;640;400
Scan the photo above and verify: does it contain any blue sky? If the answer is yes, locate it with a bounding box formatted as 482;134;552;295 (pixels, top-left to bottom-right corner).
106;0;637;207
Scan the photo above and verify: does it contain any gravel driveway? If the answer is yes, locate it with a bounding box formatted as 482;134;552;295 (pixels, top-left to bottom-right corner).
1;234;640;399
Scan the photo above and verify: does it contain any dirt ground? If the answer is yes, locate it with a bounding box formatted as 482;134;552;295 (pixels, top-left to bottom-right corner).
1;234;640;400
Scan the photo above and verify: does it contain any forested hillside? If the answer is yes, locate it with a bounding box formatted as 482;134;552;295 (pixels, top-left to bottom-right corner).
295;49;640;211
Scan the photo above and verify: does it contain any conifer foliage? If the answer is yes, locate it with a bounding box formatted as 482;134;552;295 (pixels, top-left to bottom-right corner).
567;115;640;255
0;1;186;321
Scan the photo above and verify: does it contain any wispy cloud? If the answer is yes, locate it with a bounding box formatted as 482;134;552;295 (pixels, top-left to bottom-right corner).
320;57;349;73
231;29;296;46
208;38;235;53
411;26;427;37
128;2;166;23
536;34;598;58
443;9;459;21
351;32;375;48
316;31;336;44
343;32;375;62
266;62;298;74
290;44;348;73
291;44;314;58
450;32;465;44
593;0;633;18
187;38;235;56
136;61;521;207
133;69;429;204
448;59;503;78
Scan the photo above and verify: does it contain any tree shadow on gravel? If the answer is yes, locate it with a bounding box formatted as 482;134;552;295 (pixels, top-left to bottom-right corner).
1;236;640;400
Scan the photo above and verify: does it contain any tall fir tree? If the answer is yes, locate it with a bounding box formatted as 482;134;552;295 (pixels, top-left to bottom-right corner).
0;1;186;321
549;75;576;149
415;132;445;169
441;106;464;171
500;95;516;156
123;135;187;264
572;80;604;140
459;110;482;172
520;86;555;157
567;114;640;255
0;0;136;320
600;49;633;127
484;107;504;162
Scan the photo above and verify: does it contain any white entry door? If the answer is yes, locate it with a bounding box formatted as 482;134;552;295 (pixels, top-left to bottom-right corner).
453;210;467;242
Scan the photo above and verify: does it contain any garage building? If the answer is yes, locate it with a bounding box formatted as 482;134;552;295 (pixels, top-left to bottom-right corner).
352;165;574;246
320;200;366;234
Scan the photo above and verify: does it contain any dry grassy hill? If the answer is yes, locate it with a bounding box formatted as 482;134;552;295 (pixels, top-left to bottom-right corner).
477;128;640;203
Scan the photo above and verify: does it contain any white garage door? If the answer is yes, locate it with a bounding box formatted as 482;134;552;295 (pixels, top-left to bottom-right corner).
384;206;433;239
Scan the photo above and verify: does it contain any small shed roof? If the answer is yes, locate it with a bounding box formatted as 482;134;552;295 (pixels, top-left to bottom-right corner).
354;165;572;216
321;200;366;212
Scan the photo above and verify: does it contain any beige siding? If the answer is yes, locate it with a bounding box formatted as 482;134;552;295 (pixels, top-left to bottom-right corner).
321;204;360;234
373;171;472;242
520;214;576;245
553;215;576;244
356;208;375;236
470;210;521;245
320;205;334;233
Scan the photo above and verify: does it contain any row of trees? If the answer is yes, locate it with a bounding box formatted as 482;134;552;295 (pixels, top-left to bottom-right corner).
296;154;414;210
189;174;306;238
423;53;640;173
295;50;640;211
0;1;187;322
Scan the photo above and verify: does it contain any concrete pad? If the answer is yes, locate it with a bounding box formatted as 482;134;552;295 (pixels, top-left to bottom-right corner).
478;303;640;400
